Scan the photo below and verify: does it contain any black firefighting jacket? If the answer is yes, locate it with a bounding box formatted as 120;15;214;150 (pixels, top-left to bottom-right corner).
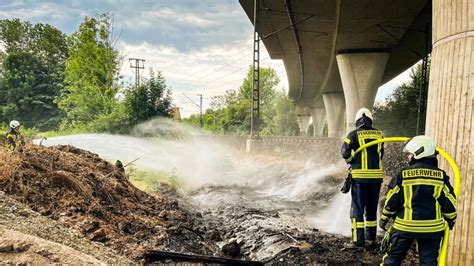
341;118;384;183
381;158;457;238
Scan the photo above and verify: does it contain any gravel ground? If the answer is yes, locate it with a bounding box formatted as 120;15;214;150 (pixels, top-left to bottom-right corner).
0;191;132;264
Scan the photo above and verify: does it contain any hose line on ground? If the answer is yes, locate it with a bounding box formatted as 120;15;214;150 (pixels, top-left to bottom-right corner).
346;137;460;266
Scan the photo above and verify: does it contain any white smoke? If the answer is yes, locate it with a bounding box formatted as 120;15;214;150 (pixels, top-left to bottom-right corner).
36;119;351;235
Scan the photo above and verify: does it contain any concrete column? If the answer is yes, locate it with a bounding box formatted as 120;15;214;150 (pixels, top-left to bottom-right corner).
427;1;473;264
296;115;311;136
323;92;345;138
336;52;389;132
310;107;326;137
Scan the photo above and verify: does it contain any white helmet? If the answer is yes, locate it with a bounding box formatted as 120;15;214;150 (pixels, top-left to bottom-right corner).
403;135;436;159
9;120;20;129
355;107;374;122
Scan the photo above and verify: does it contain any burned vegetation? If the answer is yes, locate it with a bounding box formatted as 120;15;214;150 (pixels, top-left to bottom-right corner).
0;143;417;264
0;144;217;262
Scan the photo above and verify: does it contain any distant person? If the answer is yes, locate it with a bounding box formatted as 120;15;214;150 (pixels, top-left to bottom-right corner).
5;120;24;151
379;136;457;265
341;108;384;248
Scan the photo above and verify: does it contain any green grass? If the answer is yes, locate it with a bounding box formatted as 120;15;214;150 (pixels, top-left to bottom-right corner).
39;127;89;138
126;166;181;193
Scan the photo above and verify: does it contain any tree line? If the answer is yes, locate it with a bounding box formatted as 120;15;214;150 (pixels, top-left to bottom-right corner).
182;67;300;136
0;15;172;133
0;14;425;137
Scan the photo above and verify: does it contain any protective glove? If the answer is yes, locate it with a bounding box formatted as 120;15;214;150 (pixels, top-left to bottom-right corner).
340;174;352;194
379;218;389;231
447;220;455;230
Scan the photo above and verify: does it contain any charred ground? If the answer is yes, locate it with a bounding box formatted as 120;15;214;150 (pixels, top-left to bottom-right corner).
0;143;416;264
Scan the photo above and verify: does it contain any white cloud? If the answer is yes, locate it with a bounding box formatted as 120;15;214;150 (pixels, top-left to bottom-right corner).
144;8;217;28
0;2;79;21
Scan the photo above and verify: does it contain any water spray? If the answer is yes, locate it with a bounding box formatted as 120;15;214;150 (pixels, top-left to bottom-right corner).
347;137;460;266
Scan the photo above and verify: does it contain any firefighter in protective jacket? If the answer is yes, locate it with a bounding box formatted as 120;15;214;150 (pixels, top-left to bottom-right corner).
379;135;457;265
5;120;24;151
341;107;384;247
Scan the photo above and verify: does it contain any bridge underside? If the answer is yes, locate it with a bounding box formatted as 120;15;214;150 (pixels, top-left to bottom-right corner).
240;0;431;136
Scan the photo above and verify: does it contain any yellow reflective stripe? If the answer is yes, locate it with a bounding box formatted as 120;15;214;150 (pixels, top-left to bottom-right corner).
356;222;365;228
393;223;446;233
381;214;389;220
394;217;446;233
344;138;351;144
403;179;444;187
360;138;368;169
443;186;457;206
352;169;384;174
443;212;457;219
385;186;400;204
352;169;383;178
352;218;357;242
435;202;442;219
365;220;377;227
434;186;442;198
403;184;413;220
377;139;383;169
395;218;444;226
408;186;413;220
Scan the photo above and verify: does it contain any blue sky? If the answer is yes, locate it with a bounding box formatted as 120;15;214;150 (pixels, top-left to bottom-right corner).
0;0;410;116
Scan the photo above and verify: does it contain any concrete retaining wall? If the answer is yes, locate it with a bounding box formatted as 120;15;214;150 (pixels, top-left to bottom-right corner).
193;135;405;173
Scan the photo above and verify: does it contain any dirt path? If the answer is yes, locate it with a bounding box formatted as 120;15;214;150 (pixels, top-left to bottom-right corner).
0;226;105;264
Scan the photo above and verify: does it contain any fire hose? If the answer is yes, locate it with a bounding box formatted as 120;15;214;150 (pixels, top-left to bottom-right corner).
346;137;460;266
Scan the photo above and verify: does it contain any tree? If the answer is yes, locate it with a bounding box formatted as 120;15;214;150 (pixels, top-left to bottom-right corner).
261;90;299;135
57;14;122;130
0;19;67;130
238;66;279;107
124;70;173;125
373;63;428;137
182;66;295;135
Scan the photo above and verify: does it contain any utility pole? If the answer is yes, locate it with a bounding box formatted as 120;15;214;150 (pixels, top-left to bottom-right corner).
182;93;203;129
129;58;145;87
199;93;203;129
250;0;260;139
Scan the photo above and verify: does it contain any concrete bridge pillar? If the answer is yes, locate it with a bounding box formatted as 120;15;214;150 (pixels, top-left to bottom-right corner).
336;52;389;132
323;92;345;138
310;107;326;137
426;1;474;264
296;115;312;136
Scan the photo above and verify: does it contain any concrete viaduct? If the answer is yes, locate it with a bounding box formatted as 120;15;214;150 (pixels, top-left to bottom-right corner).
240;0;431;137
241;0;473;265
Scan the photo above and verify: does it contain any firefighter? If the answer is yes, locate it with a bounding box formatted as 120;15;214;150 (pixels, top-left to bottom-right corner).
5;120;24;151
379;136;457;265
341;107;384;248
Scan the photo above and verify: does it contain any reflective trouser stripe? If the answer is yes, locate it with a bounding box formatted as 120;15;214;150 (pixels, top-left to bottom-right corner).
365;220;377;227
352;218;357;242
